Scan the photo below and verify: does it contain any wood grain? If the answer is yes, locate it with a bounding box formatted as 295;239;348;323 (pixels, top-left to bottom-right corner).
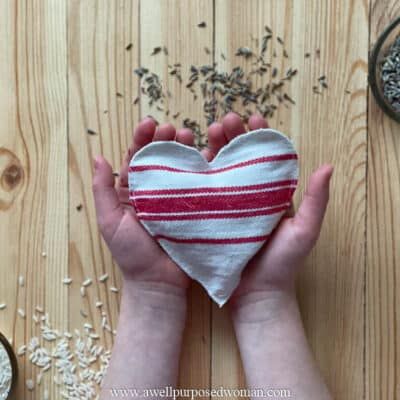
367;1;400;399
212;0;296;391
0;1;399;399
292;1;368;398
213;1;368;398
68;0;139;353
0;1;68;398
139;0;214;391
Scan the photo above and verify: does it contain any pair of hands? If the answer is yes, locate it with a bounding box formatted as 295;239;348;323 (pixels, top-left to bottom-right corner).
92;112;333;307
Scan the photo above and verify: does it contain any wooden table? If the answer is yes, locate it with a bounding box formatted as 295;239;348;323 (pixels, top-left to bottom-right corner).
0;1;398;399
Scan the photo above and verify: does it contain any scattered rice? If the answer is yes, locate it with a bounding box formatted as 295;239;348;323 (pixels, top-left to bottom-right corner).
37;371;43;385
36;305;44;313
84;323;93;331
80;310;88;318
64;332;73;339
62;278;73;285
17;308;26;318
109;287;119;293
26;379;35;391
17;345;27;356
82;278;92;287
16;307;111;399
80;286;86;297
95;301;103;308
41;252;47;257
98;274;108;283
0;304;6;310
18;275;25;287
89;333;100;340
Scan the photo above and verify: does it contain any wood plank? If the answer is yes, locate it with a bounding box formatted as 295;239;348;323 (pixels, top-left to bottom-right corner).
139;0;214;390
68;0;139;394
214;0;368;398
0;1;68;398
292;1;368;399
367;2;400;399
212;0;296;391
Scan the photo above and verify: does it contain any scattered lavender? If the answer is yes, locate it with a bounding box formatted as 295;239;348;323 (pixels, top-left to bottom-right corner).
132;26;298;147
381;35;400;112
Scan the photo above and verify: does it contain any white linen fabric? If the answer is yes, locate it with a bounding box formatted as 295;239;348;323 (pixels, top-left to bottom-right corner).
128;129;299;306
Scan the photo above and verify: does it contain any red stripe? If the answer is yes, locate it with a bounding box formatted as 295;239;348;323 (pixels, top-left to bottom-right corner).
138;204;289;221
154;234;270;244
133;187;295;213
131;179;298;196
129;154;297;175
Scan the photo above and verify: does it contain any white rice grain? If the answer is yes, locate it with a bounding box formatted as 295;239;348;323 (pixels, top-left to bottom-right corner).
26;379;34;391
17;345;26;356
99;274;108;283
82;278;92;287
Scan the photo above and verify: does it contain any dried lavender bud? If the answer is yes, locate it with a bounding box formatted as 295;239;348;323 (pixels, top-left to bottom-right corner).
235;47;253;58
265;25;272;34
380;35;400;112
283;93;296;104
151;47;162;56
87;129;97;135
134;67;149;78
197;21;206;28
125;43;133;51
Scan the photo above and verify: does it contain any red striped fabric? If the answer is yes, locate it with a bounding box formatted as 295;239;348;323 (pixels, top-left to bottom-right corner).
154;234;271;244
132;179;298;196
129;153;297;174
133;187;295;214
128;128;299;306
137;204;289;221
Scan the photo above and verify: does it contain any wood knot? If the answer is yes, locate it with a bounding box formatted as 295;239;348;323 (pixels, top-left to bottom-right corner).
0;148;24;210
2;164;23;190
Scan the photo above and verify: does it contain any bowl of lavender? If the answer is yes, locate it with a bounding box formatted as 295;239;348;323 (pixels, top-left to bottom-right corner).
369;16;400;122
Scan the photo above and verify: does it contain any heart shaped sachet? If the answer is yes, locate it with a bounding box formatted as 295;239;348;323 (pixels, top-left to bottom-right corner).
128;129;299;306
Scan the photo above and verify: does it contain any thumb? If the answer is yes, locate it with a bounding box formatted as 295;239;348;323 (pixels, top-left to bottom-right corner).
293;164;333;244
92;156;123;236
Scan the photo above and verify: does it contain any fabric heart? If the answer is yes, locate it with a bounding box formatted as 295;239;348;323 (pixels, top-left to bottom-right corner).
128;129;299;306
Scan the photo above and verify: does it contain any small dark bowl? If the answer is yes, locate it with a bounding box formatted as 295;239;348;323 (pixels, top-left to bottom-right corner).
0;332;18;399
369;16;400;123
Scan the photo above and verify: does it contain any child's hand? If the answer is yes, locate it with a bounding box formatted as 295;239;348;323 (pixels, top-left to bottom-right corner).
92;118;194;290
233;163;332;300
202;112;333;306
